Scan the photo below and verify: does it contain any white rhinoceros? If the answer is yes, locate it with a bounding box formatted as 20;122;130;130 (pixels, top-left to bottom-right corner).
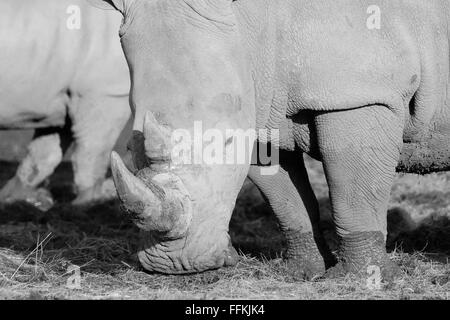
0;0;130;209
95;0;449;280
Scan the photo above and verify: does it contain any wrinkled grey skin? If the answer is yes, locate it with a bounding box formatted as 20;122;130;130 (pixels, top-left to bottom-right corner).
0;0;130;210
100;0;449;279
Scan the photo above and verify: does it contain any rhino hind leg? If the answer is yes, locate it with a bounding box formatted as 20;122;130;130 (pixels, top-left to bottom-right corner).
248;150;334;280
70;95;129;205
315;105;404;282
0;130;64;211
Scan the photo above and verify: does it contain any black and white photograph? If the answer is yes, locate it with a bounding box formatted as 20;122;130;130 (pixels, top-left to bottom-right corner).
0;0;449;302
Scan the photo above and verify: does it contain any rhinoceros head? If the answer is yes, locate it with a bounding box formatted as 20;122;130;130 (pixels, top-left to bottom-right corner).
94;0;256;274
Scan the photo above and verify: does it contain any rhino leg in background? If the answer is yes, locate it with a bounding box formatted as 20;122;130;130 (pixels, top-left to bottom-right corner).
0;128;64;211
70;95;129;205
315;105;404;281
248;150;334;279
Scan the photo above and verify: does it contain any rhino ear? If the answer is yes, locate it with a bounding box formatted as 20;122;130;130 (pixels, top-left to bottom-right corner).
86;0;125;12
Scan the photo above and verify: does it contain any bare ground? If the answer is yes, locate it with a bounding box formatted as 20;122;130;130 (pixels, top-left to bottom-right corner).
0;156;449;300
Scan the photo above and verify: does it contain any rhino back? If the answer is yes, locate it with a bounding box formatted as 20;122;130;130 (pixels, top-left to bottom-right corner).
237;0;442;110
0;0;128;129
234;0;450;169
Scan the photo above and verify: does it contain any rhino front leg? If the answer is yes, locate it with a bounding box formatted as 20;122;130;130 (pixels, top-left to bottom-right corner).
0;129;64;211
248;150;334;280
315;105;404;281
70;95;130;205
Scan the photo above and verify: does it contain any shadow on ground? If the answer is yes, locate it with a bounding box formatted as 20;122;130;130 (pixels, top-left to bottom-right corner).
0;161;450;272
1;159;449;276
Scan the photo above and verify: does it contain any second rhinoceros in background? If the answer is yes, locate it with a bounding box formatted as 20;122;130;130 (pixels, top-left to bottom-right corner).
0;0;130;209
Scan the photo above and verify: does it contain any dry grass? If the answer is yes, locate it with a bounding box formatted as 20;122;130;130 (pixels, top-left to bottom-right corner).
0;158;449;300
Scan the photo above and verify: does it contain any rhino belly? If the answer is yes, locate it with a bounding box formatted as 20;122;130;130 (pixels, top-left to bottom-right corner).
0;0;86;129
0;90;69;130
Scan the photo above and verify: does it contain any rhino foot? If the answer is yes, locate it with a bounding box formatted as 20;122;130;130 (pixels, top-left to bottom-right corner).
280;232;335;281
0;188;54;212
72;178;117;206
282;257;326;281
24;188;55;211
324;258;401;283
324;231;401;283
223;242;239;267
0;177;54;211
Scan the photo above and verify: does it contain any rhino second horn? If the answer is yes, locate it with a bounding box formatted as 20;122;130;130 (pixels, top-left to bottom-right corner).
143;111;172;161
110;151;192;238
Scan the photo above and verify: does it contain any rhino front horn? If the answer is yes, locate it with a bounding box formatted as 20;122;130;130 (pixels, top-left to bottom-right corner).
110;151;192;238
